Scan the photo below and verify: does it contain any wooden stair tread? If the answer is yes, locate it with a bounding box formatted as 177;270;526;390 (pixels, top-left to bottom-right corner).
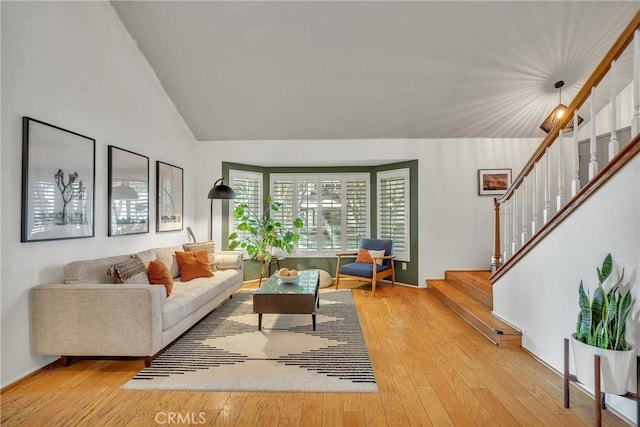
444;270;493;309
427;279;521;347
427;279;517;333
445;270;493;294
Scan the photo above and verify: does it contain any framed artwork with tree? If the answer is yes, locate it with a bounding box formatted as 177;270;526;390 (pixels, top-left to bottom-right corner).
21;117;95;242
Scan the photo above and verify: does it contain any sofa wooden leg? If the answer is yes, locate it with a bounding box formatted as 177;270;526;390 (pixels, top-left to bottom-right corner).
60;356;69;367
143;356;152;367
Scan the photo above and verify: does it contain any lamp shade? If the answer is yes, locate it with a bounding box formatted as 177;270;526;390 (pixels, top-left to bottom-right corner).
540;104;584;133
207;178;236;200
540;80;584;134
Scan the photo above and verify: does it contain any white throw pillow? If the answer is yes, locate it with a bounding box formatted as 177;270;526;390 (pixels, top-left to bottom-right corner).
368;250;386;265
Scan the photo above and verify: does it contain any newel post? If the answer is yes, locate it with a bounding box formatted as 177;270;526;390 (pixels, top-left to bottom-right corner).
492;198;502;271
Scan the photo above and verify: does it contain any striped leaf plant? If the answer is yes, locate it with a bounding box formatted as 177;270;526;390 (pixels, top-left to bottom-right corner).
576;253;634;351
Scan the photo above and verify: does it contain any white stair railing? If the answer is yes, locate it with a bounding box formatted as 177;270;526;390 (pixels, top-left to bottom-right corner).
492;12;640;272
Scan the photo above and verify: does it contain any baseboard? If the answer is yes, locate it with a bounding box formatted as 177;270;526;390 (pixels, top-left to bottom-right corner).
244;278;422;289
1;357;62;392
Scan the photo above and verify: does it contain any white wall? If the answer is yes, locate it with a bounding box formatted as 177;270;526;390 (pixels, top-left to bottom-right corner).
493;156;640;423
194;138;540;283
0;1;196;386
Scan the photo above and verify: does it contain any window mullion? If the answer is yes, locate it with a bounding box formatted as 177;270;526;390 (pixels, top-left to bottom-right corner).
316;176;323;254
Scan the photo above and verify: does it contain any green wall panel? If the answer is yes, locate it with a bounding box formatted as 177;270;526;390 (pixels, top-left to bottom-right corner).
221;160;419;286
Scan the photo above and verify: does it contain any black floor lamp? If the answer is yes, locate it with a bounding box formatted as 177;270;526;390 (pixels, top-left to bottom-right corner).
207;178;236;241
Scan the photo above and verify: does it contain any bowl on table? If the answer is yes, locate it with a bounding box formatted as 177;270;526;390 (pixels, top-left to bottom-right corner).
276;269;301;283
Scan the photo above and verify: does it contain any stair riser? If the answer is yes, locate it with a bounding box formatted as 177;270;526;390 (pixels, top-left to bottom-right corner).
447;277;493;309
428;285;520;348
444;272;493;309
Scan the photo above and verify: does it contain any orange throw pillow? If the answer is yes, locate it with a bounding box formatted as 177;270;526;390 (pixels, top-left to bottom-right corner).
175;249;214;282
148;260;174;297
355;248;373;264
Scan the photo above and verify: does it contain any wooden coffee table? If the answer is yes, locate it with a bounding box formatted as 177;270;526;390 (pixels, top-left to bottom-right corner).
253;270;320;331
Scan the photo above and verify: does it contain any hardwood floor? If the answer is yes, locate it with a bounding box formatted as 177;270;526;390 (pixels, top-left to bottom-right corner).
1;283;630;426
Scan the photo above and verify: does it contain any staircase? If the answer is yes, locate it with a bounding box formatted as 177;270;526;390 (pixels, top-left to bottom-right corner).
426;271;521;348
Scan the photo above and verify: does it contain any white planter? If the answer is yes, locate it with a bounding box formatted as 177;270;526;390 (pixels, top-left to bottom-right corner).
571;334;636;395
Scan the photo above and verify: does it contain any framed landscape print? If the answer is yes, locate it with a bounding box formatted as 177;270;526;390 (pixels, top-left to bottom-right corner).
21;117;95;242
478;168;512;196
108;146;149;236
156;161;184;232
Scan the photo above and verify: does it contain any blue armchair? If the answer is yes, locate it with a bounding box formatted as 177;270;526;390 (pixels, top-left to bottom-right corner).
335;239;395;295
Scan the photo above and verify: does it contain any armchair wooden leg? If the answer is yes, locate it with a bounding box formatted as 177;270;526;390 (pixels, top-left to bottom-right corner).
335;260;341;290
391;264;396;287
372;270;377;296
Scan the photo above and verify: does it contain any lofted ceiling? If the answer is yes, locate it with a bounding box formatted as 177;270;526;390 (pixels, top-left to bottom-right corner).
111;1;639;141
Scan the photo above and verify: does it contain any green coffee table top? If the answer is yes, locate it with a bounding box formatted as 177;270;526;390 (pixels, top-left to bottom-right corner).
254;270;320;295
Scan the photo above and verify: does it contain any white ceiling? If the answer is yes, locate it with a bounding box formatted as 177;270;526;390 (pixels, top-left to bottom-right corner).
111;1;639;141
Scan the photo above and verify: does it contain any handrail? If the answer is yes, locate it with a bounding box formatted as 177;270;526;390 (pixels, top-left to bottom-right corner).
491;9;640;273
492;133;640;282
497;11;640;205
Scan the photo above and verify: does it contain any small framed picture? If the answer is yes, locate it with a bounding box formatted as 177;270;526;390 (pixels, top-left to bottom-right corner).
478;169;512;196
108;146;149;236
21;117;95;242
156;161;184;232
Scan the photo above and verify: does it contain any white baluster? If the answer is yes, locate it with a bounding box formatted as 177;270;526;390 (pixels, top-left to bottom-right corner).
543;147;551;224
521;176;528;246
633;29;640;137
503;200;509;262
512;190;518;255
531;163;539;235
609;60;619;160
557;130;564;211
572;112;580;196
589;86;599;179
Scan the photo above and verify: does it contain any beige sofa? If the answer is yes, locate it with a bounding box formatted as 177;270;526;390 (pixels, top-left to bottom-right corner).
30;245;243;366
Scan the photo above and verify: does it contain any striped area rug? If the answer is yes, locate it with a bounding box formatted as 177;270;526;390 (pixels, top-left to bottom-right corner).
122;290;377;392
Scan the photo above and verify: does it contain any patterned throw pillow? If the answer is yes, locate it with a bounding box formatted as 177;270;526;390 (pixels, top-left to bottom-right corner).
114;255;150;284
175;249;214;282
183;241;216;270
148;260;173;297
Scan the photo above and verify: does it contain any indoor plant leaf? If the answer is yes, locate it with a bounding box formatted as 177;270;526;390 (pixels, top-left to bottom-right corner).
576;281;592;343
597;253;613;284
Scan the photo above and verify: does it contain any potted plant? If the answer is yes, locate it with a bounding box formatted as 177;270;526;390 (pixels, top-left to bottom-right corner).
571;253;636;395
228;195;304;278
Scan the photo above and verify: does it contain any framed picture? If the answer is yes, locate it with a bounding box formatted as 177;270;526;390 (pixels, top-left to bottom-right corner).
108;146;149;236
156;161;184;232
478;168;512;196
21;117;95;242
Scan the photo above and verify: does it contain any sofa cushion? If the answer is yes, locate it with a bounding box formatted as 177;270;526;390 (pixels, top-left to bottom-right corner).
175;250;214;281
148;260;174;297
161;269;239;330
214;251;243;270
153;245;183;279
64;254;133;284
134;249;157;268
114;256;150;285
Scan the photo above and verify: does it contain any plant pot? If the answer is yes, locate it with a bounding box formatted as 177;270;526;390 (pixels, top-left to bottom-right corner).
570;333;636;395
